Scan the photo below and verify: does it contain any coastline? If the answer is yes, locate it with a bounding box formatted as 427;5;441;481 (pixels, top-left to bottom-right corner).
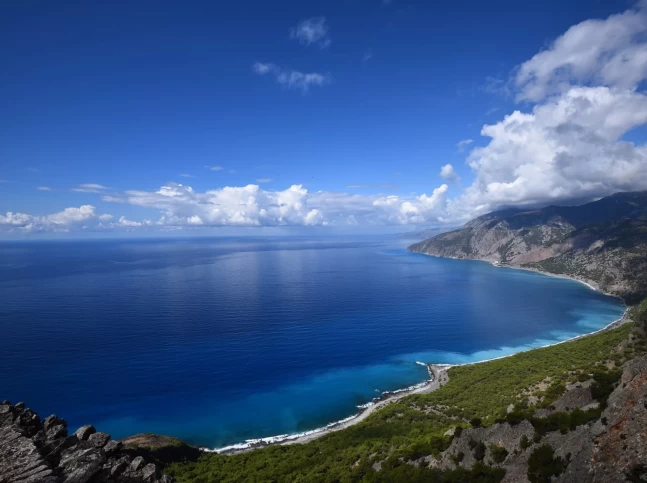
206;253;628;455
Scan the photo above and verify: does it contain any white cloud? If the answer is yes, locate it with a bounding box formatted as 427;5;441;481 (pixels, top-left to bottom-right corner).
256;178;272;183
456;139;473;152
253;62;331;93
228;169;237;174
180;173;197;178
101;183;451;227
46;205;99;225
290;17;331;49
72;183;110;193
208;166;224;171
117;216;143;227
440;164;460;183
443;3;647;220
451;86;647;220
515;3;647;102
37;186;52;191
0;205;114;232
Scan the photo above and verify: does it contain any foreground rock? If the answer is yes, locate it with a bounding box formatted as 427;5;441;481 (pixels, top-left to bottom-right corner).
0;401;176;483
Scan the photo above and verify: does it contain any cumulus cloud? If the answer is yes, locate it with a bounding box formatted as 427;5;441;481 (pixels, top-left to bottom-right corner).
117;216;143;227
440;164;460;183
0;205;113;232
446;3;647;219
100;183;451;227
253;62;331;93
515;3;647;102
451;86;647;218
290;17;331;48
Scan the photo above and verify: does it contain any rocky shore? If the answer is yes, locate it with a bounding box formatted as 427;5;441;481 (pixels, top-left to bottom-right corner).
0;400;176;483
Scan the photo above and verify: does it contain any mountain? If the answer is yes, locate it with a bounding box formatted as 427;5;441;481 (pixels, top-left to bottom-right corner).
408;191;647;304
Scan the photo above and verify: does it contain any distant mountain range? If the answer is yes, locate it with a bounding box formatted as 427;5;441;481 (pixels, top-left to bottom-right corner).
409;191;647;304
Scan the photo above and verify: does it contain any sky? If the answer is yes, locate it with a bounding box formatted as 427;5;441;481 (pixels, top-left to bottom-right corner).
2;0;647;237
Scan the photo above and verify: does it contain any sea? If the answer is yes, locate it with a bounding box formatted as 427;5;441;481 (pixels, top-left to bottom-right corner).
0;237;626;448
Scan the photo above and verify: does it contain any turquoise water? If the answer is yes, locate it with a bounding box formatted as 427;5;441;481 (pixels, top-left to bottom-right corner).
0;237;625;448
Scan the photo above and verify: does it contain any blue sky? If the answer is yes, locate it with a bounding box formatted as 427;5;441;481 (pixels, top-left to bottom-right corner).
2;0;647;236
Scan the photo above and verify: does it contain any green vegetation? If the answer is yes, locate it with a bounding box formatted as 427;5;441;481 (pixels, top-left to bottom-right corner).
527;444;566;483
407;323;632;424
166;322;639;482
488;445;508;464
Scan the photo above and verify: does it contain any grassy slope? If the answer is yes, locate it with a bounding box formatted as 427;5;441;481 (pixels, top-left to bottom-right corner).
167;323;637;483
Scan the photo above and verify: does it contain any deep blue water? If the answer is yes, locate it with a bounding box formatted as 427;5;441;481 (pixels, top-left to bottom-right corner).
0;237;625;448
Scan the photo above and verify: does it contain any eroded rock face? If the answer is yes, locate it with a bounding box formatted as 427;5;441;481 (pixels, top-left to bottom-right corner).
0;401;176;483
421;354;647;482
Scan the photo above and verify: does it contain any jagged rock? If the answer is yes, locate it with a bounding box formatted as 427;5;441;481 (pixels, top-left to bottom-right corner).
0;400;177;483
46;423;68;440
130;455;146;472
59;444;106;482
0;424;58;483
88;431;110;448
103;439;123;455
1;400;10;405
141;463;159;480
110;460;129;477
73;425;96;441
43;414;65;431
14;402;25;410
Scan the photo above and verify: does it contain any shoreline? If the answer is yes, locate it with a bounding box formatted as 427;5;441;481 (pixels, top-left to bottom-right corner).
206;253;629;455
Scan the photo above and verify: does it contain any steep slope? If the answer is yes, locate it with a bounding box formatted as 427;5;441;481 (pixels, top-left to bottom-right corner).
409;191;647;303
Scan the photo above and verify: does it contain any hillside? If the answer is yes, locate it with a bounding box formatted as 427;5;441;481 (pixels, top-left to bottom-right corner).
408;191;647;304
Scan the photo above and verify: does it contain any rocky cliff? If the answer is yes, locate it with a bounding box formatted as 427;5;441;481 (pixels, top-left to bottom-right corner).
419;351;647;482
409;191;647;303
0;401;175;483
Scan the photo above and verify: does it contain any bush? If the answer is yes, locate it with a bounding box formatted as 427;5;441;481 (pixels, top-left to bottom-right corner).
473;441;487;461
520;434;531;450
527;444;566;483
470;417;483;428
489;444;509;464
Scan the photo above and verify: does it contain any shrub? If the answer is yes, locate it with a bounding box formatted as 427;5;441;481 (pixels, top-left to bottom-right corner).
489;444;509;464
527;444;566;483
470;417;482;428
473;441;487;461
520;434;531;450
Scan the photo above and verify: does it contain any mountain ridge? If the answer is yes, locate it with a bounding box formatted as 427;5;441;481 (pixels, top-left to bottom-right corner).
408;191;647;304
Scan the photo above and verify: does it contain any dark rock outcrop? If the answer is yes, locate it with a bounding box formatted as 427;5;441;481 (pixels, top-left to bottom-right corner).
0;401;175;483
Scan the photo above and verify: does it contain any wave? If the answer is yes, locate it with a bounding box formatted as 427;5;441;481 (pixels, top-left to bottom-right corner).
204;413;363;453
206;363;435;454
